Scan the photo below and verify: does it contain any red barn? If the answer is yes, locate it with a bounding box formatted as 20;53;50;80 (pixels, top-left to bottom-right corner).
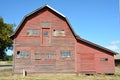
10;5;116;74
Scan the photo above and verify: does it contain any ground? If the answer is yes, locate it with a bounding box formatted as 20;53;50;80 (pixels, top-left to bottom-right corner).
0;67;120;80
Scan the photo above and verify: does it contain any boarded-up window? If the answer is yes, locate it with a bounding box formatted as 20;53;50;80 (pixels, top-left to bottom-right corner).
35;53;41;59
27;30;39;36
17;51;30;58
100;58;108;62
45;53;55;59
60;51;71;57
42;22;50;28
53;30;65;36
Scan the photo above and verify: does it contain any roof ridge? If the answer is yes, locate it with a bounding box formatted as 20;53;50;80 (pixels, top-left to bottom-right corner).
45;5;66;17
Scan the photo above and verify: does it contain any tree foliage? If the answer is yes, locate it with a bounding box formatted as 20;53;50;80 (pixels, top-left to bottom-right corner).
0;17;14;60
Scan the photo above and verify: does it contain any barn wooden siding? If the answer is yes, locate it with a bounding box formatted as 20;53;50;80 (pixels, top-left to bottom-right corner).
76;39;115;74
11;5;116;74
13;7;76;73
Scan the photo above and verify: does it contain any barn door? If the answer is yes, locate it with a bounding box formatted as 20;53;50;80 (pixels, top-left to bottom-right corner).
77;53;96;74
42;28;50;46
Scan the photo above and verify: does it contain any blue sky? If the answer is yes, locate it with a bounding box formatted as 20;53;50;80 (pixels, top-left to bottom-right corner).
0;0;120;55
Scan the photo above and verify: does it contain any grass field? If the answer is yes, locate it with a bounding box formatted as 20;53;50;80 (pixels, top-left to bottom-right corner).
0;61;12;65
0;67;120;80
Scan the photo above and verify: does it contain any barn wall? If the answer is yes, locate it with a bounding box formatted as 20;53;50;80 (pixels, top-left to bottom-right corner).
13;6;115;74
14;8;76;73
76;41;115;74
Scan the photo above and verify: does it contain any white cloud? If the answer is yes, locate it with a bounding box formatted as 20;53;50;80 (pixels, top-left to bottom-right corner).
110;40;120;45
106;45;119;51
106;40;120;53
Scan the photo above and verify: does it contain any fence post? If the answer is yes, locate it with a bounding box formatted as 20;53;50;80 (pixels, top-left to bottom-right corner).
23;69;27;77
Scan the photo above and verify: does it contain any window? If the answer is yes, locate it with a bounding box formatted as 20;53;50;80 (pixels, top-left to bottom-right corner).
24;51;29;58
100;58;108;62
45;53;55;59
53;30;65;36
27;30;32;36
44;31;48;36
27;30;39;36
42;22;50;28
33;30;39;36
35;53;41;59
60;51;71;57
17;51;21;58
17;51;30;58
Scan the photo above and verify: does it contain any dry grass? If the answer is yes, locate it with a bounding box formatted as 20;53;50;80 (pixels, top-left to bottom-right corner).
0;67;120;80
0;61;12;65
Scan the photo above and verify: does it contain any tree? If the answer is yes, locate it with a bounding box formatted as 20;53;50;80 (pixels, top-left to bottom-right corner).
0;17;14;60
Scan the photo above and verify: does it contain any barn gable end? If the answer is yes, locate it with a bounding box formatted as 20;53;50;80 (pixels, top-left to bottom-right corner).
11;5;116;74
11;5;76;40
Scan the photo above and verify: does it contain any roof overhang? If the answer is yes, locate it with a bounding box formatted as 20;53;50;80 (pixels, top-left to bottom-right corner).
76;36;117;55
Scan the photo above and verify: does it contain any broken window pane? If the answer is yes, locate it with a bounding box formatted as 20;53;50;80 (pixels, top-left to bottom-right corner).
27;30;39;36
100;58;108;62
53;30;65;36
17;51;30;58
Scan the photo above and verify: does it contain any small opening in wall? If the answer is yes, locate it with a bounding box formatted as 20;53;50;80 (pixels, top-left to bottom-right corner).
100;58;108;62
17;51;20;55
17;51;21;58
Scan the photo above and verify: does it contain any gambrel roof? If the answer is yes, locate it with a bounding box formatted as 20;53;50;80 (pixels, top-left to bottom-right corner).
10;5;117;55
10;4;76;39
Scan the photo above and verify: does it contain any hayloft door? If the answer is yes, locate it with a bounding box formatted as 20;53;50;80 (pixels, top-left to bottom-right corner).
42;28;50;46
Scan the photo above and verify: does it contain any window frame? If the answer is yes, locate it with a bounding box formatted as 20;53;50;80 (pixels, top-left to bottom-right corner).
44;31;49;36
17;51;21;58
41;22;51;28
26;29;39;36
35;53;41;60
17;51;30;58
60;51;71;58
45;53;55;59
23;51;30;58
27;30;33;36
100;58;108;62
53;30;65;36
33;30;39;36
